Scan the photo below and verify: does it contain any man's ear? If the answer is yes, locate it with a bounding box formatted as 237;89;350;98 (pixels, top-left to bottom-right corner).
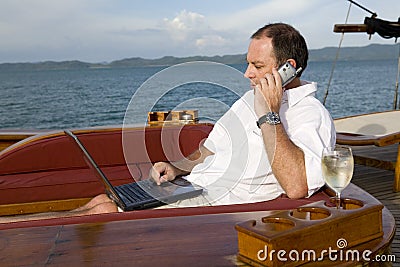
287;59;297;68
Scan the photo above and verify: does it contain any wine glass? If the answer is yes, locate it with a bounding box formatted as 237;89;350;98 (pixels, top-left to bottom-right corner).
321;145;354;209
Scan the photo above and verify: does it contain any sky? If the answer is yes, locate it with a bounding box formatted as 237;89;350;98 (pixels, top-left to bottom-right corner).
0;0;399;63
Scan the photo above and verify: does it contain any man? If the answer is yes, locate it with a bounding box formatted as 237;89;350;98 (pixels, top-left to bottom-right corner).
0;23;335;223
150;23;335;207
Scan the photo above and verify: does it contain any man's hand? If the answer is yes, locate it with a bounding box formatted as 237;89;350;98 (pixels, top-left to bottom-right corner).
254;68;283;117
150;162;181;185
149;144;213;186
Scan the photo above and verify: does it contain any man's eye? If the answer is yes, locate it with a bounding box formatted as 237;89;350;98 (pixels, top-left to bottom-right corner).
255;66;263;69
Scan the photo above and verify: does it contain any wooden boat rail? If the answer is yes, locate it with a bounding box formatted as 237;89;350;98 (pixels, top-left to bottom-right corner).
0;129;49;152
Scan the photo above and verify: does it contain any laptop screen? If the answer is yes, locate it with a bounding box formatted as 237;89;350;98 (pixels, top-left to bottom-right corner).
64;130;127;209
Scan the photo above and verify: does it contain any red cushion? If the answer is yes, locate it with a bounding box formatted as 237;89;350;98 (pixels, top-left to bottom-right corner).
0;124;212;204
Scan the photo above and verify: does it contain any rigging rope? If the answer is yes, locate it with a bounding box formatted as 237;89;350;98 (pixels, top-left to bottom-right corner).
347;0;377;17
322;1;352;105
394;43;400;110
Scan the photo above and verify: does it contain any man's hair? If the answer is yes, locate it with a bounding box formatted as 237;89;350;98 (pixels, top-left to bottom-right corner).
251;23;308;76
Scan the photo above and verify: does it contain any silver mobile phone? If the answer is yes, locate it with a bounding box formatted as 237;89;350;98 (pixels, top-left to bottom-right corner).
277;62;302;87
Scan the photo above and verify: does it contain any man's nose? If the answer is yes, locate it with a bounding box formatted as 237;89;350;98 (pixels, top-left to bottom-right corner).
244;66;253;79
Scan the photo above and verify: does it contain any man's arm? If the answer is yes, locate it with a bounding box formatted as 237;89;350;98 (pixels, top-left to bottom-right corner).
259;123;308;198
150;143;214;185
255;69;308;198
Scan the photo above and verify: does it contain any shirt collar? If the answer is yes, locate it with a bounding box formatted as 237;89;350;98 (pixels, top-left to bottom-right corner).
282;81;317;107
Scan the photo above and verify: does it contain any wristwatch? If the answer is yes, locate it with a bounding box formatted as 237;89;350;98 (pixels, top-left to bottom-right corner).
257;112;281;128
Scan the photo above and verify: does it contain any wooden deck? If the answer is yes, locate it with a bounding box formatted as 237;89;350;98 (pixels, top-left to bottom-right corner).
350;144;400;266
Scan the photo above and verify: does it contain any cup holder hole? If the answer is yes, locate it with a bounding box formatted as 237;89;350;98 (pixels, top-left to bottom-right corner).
324;198;364;210
260;217;295;231
290;207;331;220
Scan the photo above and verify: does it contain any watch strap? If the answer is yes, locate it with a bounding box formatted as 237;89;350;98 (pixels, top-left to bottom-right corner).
256;114;268;128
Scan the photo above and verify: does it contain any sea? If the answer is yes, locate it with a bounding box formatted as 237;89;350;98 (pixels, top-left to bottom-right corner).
0;59;398;130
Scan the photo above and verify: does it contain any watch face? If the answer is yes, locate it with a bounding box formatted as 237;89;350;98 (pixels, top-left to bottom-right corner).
267;112;281;125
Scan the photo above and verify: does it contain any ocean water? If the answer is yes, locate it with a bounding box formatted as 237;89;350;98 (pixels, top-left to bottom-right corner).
0;59;398;130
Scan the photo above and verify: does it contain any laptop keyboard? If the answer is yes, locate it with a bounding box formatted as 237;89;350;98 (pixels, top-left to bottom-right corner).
116;182;155;203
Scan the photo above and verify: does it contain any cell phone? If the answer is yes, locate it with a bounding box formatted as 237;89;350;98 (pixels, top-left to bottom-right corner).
277;62;303;87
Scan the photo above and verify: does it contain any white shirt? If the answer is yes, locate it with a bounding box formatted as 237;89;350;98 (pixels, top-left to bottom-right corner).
185;81;336;205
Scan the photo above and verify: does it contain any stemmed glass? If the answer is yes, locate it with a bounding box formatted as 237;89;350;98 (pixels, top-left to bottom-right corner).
321;145;354;209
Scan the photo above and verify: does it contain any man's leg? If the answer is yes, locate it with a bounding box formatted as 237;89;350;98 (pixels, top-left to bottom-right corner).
73;194;116;211
0;194;118;224
154;193;212;209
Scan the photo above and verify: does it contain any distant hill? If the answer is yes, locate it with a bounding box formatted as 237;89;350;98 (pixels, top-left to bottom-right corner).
308;43;398;61
108;54;247;68
0;60;93;71
0;43;397;71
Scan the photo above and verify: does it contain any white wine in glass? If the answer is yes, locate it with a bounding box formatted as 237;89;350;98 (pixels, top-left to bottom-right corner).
321;145;354;209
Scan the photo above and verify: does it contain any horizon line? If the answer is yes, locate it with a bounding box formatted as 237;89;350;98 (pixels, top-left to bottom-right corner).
0;43;396;65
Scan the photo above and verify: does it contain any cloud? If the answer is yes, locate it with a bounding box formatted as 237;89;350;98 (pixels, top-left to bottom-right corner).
159;10;233;55
196;35;228;49
164;10;205;32
163;10;206;43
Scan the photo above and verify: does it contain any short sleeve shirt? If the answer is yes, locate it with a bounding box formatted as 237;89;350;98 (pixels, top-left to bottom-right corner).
185;81;336;205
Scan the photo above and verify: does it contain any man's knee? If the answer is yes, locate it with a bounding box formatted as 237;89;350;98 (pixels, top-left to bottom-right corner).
91;194;112;205
90;202;118;214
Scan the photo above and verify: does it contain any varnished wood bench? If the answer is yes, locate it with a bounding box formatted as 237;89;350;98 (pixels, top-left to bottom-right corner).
335;110;400;191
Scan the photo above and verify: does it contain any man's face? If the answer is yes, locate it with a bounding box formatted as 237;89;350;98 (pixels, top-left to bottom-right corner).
244;37;277;89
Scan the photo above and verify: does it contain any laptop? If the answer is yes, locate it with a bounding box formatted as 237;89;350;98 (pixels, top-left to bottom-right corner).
64;130;203;211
